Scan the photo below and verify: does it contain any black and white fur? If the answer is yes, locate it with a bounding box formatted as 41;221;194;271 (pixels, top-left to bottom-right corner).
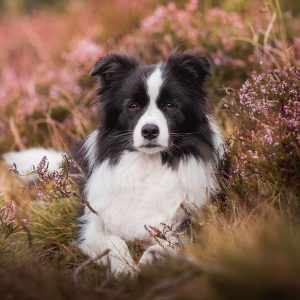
3;51;224;275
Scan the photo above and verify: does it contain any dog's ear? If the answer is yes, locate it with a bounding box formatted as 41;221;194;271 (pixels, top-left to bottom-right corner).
166;50;211;82
90;52;138;84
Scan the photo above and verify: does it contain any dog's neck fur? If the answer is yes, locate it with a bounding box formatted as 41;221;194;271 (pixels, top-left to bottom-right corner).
82;149;218;238
78;118;222;238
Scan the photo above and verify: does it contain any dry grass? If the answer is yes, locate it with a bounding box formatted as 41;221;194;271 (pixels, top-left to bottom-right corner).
0;0;300;299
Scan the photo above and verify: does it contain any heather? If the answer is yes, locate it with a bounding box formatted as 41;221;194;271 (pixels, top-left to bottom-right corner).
226;68;300;208
1;0;300;299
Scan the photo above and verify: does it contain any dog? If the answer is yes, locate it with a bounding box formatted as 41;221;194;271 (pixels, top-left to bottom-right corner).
4;50;224;275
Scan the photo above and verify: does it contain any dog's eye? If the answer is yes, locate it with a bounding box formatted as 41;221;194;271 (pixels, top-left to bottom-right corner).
127;102;140;111
162;102;176;111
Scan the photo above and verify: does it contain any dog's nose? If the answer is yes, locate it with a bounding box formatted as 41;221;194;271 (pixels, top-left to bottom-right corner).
141;124;159;140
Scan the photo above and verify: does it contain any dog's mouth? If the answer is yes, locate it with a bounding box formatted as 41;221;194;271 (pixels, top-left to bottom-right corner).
144;144;160;149
138;143;164;153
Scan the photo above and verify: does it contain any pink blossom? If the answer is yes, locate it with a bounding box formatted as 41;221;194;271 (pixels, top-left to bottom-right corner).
0;200;16;225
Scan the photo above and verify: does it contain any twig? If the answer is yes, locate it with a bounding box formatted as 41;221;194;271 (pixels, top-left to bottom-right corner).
9;117;25;150
73;249;110;284
142;270;198;300
161;251;223;273
20;219;33;248
100;258;112;289
72;192;98;215
141;252;222;300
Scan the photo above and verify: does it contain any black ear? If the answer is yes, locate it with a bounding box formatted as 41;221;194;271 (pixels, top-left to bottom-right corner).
166;50;211;82
89;52;139;84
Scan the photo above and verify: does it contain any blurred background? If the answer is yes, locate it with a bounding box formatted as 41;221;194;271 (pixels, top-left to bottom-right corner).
0;0;299;151
0;1;300;299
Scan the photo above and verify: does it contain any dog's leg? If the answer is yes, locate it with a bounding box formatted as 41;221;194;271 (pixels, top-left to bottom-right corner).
138;236;178;267
78;213;136;275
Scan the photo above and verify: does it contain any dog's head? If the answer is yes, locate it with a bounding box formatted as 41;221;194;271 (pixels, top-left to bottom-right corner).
91;50;215;162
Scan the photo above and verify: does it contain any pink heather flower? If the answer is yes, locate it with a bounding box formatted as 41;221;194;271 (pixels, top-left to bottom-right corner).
227;67;300;182
140;6;165;31
186;0;198;12
22;218;29;229
64;38;104;64
80;38;101;54
0;200;16;225
167;2;176;12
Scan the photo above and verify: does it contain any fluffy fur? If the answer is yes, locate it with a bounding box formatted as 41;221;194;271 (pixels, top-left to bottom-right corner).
3;148;63;181
3;50;224;275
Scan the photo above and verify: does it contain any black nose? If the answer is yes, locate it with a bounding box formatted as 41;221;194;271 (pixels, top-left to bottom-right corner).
141;124;159;140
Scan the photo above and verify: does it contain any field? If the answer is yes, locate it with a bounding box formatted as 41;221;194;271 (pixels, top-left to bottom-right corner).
0;0;300;299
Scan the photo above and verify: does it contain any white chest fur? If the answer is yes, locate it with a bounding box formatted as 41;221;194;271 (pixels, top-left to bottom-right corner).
84;151;218;242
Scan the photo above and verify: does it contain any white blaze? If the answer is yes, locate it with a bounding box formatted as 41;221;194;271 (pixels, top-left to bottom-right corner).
133;66;169;153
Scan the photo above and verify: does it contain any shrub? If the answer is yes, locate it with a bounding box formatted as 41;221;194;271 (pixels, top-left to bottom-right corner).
228;68;300;184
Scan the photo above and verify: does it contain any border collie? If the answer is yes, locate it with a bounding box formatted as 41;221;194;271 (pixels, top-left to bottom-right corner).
4;50;224;275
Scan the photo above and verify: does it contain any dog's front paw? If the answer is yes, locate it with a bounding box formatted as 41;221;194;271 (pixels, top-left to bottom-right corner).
110;259;137;277
137;243;178;271
137;244;165;270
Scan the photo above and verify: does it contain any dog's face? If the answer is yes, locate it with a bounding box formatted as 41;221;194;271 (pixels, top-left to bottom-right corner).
90;51;212;158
